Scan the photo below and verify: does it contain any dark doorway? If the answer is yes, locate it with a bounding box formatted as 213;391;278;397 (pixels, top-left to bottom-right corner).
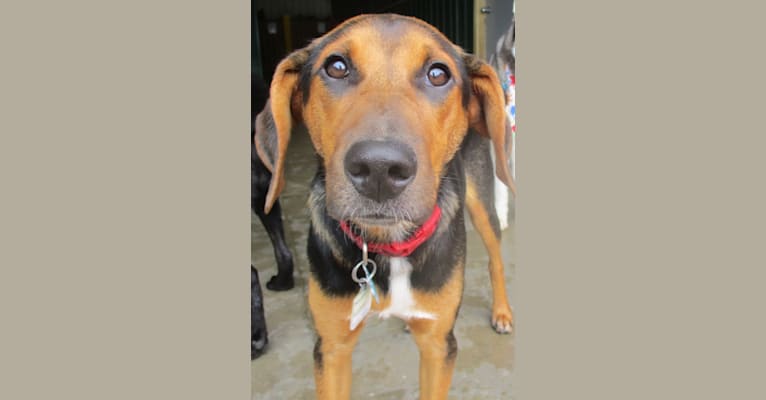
252;0;475;85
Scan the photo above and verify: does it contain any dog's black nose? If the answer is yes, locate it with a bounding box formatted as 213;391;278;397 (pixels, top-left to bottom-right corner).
344;140;417;202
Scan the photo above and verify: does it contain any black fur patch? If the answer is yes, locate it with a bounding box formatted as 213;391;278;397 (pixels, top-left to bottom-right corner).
313;336;323;370
446;330;458;362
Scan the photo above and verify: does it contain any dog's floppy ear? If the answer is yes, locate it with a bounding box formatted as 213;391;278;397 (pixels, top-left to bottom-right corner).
464;53;517;197
254;48;310;213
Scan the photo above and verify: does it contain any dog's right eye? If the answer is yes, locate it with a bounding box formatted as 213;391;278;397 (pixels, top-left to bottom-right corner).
324;56;349;79
427;63;451;87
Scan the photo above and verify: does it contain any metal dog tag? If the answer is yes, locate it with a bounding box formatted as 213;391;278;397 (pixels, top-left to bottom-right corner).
348;242;379;331
349;283;372;331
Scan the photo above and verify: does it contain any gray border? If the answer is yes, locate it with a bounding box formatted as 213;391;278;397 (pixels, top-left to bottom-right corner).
515;0;766;399
3;0;766;398
1;1;250;398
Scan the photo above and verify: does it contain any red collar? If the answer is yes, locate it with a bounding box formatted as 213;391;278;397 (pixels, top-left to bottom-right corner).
338;205;442;258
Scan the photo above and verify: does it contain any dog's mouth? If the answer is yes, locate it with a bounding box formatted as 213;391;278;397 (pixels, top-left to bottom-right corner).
348;225;412;245
339;204;442;252
326;195;425;226
348;214;415;232
341;213;419;243
351;214;400;225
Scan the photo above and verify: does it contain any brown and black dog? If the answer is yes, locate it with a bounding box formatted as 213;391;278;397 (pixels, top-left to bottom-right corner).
255;14;514;399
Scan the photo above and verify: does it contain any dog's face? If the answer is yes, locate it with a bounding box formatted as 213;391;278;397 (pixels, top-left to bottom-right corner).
301;16;472;234
256;14;512;239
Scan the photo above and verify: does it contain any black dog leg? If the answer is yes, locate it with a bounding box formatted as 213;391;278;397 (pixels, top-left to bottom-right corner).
254;200;295;291
251;265;268;360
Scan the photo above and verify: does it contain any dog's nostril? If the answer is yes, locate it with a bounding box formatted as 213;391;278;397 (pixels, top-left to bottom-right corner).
388;165;412;181
348;163;370;178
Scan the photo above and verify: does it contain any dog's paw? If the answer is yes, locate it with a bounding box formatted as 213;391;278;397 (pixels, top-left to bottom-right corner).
251;337;268;360
251;326;268;360
266;274;294;291
491;306;514;334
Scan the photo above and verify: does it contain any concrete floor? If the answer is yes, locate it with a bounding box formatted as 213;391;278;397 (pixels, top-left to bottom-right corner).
251;128;515;399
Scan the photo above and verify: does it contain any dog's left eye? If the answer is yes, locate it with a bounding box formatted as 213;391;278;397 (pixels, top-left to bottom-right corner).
324;56;349;79
427;64;451;86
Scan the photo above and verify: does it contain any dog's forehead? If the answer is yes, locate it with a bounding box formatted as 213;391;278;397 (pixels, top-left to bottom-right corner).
314;15;460;69
297;14;471;107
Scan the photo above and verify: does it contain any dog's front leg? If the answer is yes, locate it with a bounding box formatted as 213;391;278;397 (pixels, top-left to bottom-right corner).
308;277;363;400
408;318;458;400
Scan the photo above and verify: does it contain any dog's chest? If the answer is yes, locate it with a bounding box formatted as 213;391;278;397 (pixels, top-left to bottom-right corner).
376;257;436;321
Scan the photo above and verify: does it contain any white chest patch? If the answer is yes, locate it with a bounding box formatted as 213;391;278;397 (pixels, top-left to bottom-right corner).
377;257;437;321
